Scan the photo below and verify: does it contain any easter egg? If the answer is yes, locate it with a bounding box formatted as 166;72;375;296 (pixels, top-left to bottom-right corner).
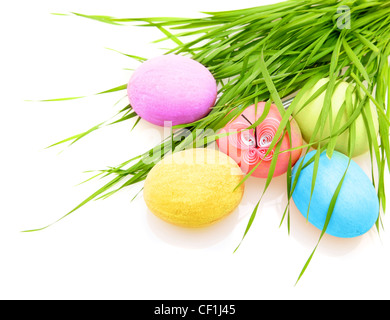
143;148;244;228
291;150;379;238
216;103;303;178
293;78;378;157
127;54;217;126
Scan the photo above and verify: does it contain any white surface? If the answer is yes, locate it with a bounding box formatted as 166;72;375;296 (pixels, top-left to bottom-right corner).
1;0;390;300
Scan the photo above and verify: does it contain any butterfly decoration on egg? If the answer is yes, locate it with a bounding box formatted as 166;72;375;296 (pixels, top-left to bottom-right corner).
217;102;303;178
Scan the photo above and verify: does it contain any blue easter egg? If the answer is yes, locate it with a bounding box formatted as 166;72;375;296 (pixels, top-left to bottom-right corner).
291;150;379;238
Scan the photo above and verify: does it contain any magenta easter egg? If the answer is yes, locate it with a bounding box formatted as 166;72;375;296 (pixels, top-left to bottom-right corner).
216;103;303;178
127;54;218;126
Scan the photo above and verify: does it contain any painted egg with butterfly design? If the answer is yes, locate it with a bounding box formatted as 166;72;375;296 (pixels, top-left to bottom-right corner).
216;103;303;178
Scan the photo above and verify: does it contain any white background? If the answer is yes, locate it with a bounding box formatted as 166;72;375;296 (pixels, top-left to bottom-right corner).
1;0;390;300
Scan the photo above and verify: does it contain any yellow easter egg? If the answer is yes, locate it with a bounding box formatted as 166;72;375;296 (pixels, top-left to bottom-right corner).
143;148;245;227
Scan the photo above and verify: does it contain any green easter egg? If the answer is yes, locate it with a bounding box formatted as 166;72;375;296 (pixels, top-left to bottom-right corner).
293;78;378;157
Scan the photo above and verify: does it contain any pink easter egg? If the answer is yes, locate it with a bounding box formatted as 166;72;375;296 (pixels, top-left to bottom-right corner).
127;54;218;126
216;103;303;178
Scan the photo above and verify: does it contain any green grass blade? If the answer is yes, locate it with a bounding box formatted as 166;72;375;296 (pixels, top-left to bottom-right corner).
96;84;127;95
46;122;106;149
342;37;372;85
22;175;125;232
295;156;351;285
71;12;122;25
234;135;284;251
